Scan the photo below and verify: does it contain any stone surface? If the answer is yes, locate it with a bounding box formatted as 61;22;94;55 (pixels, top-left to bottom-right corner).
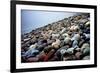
21;13;90;62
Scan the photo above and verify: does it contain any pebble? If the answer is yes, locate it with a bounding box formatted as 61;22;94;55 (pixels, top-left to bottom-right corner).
66;47;75;54
64;37;71;45
82;56;90;60
52;39;61;49
75;52;82;59
71;33;81;41
21;13;90;62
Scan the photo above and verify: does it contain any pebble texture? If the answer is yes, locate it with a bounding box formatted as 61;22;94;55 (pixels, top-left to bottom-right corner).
21;13;90;63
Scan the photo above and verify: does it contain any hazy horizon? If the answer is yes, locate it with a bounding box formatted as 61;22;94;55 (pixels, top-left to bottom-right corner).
21;10;78;34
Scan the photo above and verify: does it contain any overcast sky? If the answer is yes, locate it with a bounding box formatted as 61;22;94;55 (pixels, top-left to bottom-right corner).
21;10;78;34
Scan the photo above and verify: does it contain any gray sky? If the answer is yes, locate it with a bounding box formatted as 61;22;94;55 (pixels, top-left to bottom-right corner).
21;10;78;34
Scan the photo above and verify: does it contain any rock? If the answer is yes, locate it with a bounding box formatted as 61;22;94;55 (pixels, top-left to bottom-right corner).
50;55;59;61
60;49;67;55
26;57;39;62
30;38;38;44
84;33;90;40
44;49;55;61
23;38;31;42
21;13;90;62
52;33;60;39
36;44;46;52
85;21;90;27
70;25;75;31
62;33;70;38
73;25;80;32
83;47;90;56
75;48;81;52
64;37;71;45
71;34;81;41
59;40;65;47
63;54;76;61
75;52;82;59
29;43;37;49
36;51;47;61
72;40;78;48
78;19;88;24
82;56;90;60
48;30;53;35
44;45;53;53
66;47;75;54
75;15;81;20
52;39;61;49
79;39;85;47
81;43;90;52
47;39;54;45
23;48;39;58
59;28;67;34
67;30;72;36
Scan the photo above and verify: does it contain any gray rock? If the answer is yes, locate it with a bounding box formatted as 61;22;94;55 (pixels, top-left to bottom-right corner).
71;34;81;41
83;56;90;60
64;37;71;45
66;47;75;54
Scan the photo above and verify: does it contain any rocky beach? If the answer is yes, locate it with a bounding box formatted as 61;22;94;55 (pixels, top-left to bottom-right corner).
21;13;90;63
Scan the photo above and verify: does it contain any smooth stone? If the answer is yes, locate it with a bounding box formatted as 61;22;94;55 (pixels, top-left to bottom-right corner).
72;40;78;48
50;55;59;61
66;47;75;54
59;40;65;47
75;52;82;59
79;39;85;47
82;56;90;60
30;38;38;44
81;43;90;52
79;24;84;29
84;33;90;39
29;43;37;49
75;15;81;20
52;39;61;49
52;33;60;39
64;37;71;45
62;33;70;38
48;30;53;35
67;30;72;36
83;48;90;56
44;45;53;53
23;38;31;42
60;49;67;55
85;21;90;27
78;19;88;24
36;51;47;61
26;57;39;62
36;44;46;52
71;34;80;41
44;49;55;61
73;25;79;32
47;39;54;45
23;48;39;58
70;25;75;31
63;55;76;61
75;48;81;52
59;28;67;34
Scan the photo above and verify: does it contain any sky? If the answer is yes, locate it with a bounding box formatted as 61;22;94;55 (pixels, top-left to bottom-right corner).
21;10;78;34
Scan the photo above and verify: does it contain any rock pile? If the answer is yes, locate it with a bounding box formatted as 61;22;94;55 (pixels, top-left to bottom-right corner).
21;13;90;63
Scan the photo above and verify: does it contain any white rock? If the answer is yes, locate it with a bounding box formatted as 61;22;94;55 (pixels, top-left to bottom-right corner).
52;33;60;39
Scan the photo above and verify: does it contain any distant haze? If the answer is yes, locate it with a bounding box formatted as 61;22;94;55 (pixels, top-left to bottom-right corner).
21;10;78;34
